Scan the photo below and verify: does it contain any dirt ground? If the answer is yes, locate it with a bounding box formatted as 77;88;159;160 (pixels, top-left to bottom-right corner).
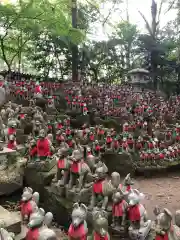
134;173;180;220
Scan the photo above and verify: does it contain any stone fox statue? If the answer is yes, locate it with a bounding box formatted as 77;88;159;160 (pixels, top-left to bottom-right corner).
92;210;110;240
68;202;88;240
26;208;57;240
154;207;180;240
20;187;39;223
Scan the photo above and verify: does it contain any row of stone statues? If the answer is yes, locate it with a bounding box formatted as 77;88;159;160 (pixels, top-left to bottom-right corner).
17;186;180;240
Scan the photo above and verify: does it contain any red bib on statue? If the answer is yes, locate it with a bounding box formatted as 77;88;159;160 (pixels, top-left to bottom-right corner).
128;205;141;221
26;228;39;240
68;223;87;240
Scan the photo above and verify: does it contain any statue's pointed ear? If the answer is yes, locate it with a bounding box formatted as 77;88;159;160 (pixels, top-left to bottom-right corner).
133;189;140;195
80;203;87;213
28;187;33;193
39;208;45;216
154;206;161;216
73;203;79;209
164;208;172;220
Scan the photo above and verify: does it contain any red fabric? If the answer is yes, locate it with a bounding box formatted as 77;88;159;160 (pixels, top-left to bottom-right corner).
26;228;39;240
95;145;101;151
119;184;131;192
68;223;87;240
90;135;94;141
155;233;168;240
159;153;165;159
20;114;25;119
8;128;16;135
93;180;103;194
21;201;33;217
37;138;50;157
112;200;125;217
35;85;41;93
94;231;109;240
71;161;80;173
58;159;65;169
106;137;112;143
128;205;141;221
57;123;63;129
7;140;16;149
30;146;37;156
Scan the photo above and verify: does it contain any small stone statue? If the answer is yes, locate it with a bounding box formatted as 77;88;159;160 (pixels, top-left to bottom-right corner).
68;149;91;192
36;129;53;160
120;173;134;193
68;203;88;240
20;187;39;223
53;147;69;186
128;189;151;240
92;210;110;240
154;207;180;240
111;190;128;231
26;208;57;240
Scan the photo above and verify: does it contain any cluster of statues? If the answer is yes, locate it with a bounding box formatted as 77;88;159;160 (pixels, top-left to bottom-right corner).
3;186;178;240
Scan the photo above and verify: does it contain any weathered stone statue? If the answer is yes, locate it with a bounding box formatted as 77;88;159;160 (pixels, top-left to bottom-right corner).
154;207;180;240
53;147;70;186
36;129;54;161
92;210;110;240
20;187;39;223
0;228;15;239
120;173;134;193
68;149;91;192
111;190;128;231
68;203;88;240
128;189;151;240
89;165;112;211
26;208;57;240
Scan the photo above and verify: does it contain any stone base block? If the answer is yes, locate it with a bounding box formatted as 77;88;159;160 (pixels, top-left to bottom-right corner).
51;183;66;197
27;159;56;172
0;206;21;234
66;187;92;204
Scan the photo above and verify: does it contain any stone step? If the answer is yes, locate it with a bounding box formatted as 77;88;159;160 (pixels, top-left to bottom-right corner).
0;206;21;234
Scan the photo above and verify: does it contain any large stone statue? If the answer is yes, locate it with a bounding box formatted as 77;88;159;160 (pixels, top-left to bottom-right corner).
92;210;110;240
68;203;88;240
111;190;128;231
89;165;112;211
36;129;53;160
154;207;180;240
53;147;70;186
26;208;57;240
68;149;90;192
20;187;39;223
128;189;151;240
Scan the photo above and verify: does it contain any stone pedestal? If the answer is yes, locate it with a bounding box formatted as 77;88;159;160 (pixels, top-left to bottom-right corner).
27;159;56;172
51;183;66;197
110;226;129;239
66;187;92;204
0;206;21;234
